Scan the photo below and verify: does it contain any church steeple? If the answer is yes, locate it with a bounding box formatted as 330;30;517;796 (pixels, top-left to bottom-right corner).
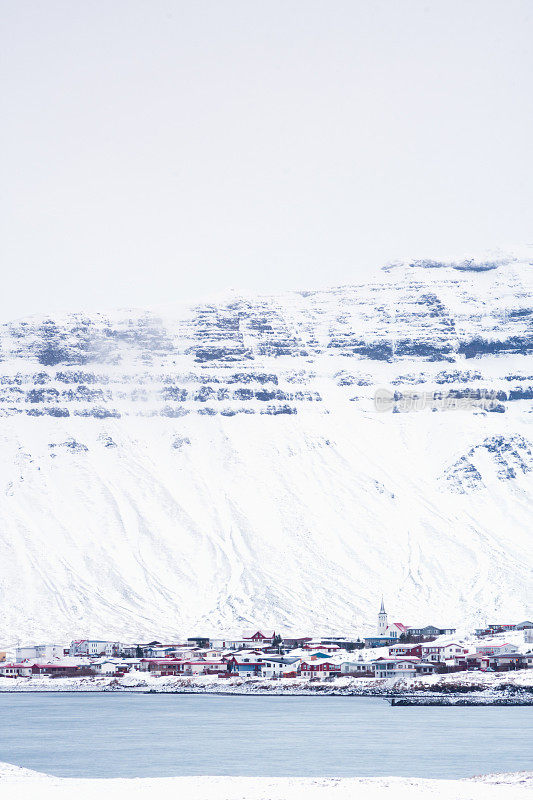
377;597;388;636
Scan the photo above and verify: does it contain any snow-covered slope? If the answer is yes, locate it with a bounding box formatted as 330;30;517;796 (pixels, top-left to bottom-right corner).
1;252;532;645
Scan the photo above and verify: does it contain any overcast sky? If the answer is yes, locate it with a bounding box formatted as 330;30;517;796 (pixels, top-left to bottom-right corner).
2;0;532;320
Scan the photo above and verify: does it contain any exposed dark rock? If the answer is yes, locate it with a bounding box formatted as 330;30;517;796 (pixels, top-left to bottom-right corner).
159;406;190;418
49;438;88;453
171;435;191;449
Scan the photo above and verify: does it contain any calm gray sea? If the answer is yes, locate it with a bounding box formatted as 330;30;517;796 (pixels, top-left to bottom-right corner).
1;693;531;779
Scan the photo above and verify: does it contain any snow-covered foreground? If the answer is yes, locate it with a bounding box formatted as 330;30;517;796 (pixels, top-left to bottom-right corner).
1;763;531;800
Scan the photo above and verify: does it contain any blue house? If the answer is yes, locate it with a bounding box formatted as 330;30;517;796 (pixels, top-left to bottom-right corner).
226;657;261;676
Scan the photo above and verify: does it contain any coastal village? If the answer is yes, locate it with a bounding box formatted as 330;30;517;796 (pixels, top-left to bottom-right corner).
2;602;533;685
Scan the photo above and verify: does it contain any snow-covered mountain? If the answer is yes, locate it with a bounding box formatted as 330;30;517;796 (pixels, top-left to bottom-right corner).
1;252;532;646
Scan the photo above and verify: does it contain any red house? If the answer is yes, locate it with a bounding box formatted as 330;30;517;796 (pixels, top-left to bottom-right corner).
388;644;422;657
300;661;341;678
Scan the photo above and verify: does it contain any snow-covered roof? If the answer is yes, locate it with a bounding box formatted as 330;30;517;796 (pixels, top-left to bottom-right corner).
242;630;275;639
372;656;421;663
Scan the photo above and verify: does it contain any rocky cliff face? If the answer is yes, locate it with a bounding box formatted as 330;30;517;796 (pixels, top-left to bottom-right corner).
1;253;532;644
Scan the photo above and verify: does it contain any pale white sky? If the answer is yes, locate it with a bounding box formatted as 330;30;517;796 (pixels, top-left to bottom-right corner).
2;0;532;320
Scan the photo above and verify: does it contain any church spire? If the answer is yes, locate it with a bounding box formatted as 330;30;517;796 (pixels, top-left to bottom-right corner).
377;596;388;636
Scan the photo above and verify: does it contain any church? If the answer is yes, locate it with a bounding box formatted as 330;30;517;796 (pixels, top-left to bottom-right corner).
364;599;408;647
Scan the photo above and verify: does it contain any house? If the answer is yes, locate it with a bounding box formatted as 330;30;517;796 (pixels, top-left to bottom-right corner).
514;621;533;630
183;661;226;675
226;657;262;677
365;636;398;647
210;631;276;651
137;658;223;676
475;643;518;656
0;663;33;677
525;629;533;644
209;636;241;650
69;640;121;657
302;651;334;660
282;637;312;649
372;657;436;679
242;630;276;647
489;653;528;671
319;637;365;650
258;657;300;678
476;624;516;636
200;662;228;675
388;644;422;658
187;636;210;648
122;644;143;658
301;643;340;653
340;660;374;676
406;626;456;637
142;645;195;658
462;653;491;669
15;644;64;662
139;659;184;675
31;662;95;678
201;648;227;659
142;646;176;658
487;624;515;631
458;649;527;671
122;642;165;657
90;659;124;676
364;600;409;647
300;660;341;678
420;643;468;663
372;657;418;679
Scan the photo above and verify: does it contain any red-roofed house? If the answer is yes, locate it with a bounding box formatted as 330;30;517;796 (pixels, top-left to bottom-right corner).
0;663;33;677
300;660;341;678
475;643;518;656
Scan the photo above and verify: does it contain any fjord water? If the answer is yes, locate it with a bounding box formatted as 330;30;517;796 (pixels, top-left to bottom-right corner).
1;694;532;779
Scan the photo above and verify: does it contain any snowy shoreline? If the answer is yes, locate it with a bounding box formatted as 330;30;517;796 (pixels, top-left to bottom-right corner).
1;763;531;800
1;668;532;702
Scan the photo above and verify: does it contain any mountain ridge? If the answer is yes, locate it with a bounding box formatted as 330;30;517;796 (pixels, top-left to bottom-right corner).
1;252;532;646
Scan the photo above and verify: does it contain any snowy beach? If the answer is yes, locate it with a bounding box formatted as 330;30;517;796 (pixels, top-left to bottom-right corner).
1;763;531;800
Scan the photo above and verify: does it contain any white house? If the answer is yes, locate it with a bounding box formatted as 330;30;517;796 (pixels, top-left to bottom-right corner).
201;648;227;658
15;644;64;662
340;658;373;675
0;663;33;677
420;643;468;663
210;630;276;650
372;657;418;679
258;657;300;678
525;629;533;644
184;661;224;675
475;643;518;656
373;657;436;678
69;640;121;657
90;659;122;675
